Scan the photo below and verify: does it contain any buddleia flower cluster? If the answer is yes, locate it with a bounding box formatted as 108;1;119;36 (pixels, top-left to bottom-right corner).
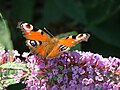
0;50;120;90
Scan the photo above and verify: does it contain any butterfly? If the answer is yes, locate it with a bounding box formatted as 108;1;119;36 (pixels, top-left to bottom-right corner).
17;22;90;58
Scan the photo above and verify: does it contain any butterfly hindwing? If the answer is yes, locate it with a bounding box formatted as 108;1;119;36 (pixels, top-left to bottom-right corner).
26;40;46;57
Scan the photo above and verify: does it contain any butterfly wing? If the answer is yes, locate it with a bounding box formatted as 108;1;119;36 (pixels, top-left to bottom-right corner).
17;22;52;57
47;33;90;58
26;40;48;57
17;22;51;41
59;33;90;47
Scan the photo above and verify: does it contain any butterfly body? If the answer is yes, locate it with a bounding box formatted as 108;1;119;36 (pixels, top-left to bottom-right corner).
17;22;90;58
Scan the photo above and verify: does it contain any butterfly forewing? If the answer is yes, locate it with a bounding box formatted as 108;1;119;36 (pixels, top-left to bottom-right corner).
59;33;90;47
17;22;51;41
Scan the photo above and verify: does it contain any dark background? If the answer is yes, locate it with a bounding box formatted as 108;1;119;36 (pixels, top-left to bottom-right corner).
0;0;120;58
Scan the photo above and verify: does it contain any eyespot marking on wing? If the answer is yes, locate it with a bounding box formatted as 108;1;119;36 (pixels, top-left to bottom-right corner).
21;23;33;32
18;22;44;33
59;45;70;52
26;40;42;48
76;33;90;42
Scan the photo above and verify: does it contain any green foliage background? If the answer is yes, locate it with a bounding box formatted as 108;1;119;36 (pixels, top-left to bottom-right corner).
0;0;120;57
0;0;120;89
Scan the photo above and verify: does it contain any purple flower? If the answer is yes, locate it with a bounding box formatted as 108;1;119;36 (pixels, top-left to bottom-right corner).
17;70;25;77
1;50;119;90
22;52;30;57
33;78;40;86
69;85;78;90
31;70;38;77
60;84;67;90
62;67;68;74
12;50;20;57
35;62;45;70
0;50;8;64
51;85;59;90
14;74;21;83
82;78;89;85
113;82;120;90
70;50;82;63
78;68;85;75
0;50;5;55
71;66;79;74
30;85;39;90
95;75;104;81
88;78;94;84
63;74;68;84
47;72;53;79
86;66;93;73
72;73;79;80
57;76;63;83
95;84;102;90
52;69;58;75
82;78;94;86
40;83;47;90
69;80;77;86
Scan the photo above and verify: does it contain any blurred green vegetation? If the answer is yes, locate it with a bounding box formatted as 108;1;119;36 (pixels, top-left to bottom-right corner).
0;13;13;50
0;0;120;57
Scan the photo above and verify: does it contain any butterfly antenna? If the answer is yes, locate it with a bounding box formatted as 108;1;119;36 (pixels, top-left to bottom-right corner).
44;27;54;37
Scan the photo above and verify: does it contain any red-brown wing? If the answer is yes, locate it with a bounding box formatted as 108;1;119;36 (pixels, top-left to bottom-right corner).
26;39;49;58
47;33;90;58
17;22;51;41
26;38;59;58
59;33;90;47
46;45;60;58
17;22;52;57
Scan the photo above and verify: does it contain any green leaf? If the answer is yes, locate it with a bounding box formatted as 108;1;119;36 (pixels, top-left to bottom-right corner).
5;78;17;85
0;86;4;90
58;65;63;70
53;76;57;81
0;43;5;50
0;13;13;50
37;75;44;79
70;43;81;51
0;62;28;71
0;78;18;89
57;74;63;77
0;70;19;89
56;31;77;38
